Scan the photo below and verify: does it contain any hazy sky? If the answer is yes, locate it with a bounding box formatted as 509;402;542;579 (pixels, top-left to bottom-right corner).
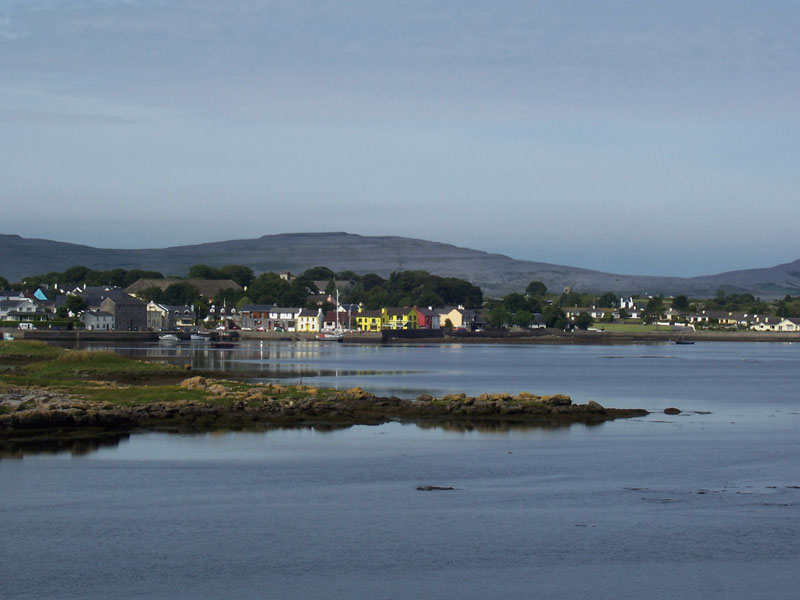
2;0;799;276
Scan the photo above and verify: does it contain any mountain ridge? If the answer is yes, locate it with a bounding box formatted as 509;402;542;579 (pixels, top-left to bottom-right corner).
1;232;798;298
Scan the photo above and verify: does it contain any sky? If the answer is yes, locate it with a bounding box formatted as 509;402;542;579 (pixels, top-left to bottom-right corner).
2;0;799;277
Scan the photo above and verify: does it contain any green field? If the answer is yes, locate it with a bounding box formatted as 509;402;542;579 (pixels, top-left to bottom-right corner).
590;323;674;332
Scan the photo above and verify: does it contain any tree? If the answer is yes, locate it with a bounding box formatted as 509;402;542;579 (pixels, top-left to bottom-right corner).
488;304;512;328
219;265;255;288
303;266;336;280
542;305;566;328
161;282;200;305
188;264;223;280
525;281;547;296
65;295;87;314
558;291;582;307
443;318;453;329
643;296;664;323
598;292;617;308
503;293;529;314
672;295;689;312
193;301;208;320
574;312;593;330
0;275;8;289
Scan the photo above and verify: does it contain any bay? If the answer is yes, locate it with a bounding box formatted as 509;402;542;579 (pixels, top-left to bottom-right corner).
2;341;799;599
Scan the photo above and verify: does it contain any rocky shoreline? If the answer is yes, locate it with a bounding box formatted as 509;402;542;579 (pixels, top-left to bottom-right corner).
0;376;648;441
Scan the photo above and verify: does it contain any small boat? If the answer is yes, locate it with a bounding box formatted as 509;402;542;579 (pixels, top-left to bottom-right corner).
211;341;235;349
674;339;695;345
159;334;179;342
316;332;343;342
190;333;210;341
2;332;14;341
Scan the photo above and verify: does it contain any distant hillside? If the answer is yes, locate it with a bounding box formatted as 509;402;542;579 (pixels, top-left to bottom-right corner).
1;232;797;298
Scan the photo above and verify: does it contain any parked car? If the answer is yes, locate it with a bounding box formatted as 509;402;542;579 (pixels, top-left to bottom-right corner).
17;322;37;330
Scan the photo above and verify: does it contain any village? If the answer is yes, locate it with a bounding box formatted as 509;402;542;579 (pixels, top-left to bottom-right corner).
3;264;800;336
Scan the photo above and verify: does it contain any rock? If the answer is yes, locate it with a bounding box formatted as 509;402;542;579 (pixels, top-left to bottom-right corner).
416;394;434;402
664;407;681;415
587;400;605;411
180;376;208;390
416;485;457;491
206;384;227;395
541;394;572;406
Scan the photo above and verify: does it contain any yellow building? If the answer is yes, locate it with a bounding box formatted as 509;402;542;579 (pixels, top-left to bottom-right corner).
382;307;418;329
355;309;384;332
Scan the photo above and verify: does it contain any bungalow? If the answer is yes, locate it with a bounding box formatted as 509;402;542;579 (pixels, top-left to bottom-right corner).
750;316;785;331
776;318;800;332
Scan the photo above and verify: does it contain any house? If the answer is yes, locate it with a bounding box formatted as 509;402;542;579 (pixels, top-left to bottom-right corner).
297;308;323;332
437;306;478;330
662;307;685;322
83;310;115;331
146;303;195;330
355;309;383;332
529;313;546;329
239;304;274;330
413;306;440;329
382;307;418;330
751;316;787;331
99;291;147;330
323;310;348;331
776;318;800;332
266;307;302;331
0;298;48;322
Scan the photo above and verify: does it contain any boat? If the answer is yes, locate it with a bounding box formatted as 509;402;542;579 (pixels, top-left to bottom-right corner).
190;333;210;341
2;332;14;341
159;334;179;342
211;340;235;349
674;339;695;345
316;332;343;342
316;289;344;342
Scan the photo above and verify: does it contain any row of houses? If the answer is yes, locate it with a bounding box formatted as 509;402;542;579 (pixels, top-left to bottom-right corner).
239;304;483;333
562;302;800;332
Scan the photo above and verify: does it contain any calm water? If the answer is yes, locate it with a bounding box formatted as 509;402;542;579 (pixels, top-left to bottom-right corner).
3;341;800;599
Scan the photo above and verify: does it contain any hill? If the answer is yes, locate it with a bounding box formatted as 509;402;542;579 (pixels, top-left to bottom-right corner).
1;232;797;298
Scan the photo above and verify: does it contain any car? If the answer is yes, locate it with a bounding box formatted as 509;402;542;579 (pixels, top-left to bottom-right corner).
17;322;37;330
256;326;266;332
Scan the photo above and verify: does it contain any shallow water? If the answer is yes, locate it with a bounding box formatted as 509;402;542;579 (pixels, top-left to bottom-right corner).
3;341;800;599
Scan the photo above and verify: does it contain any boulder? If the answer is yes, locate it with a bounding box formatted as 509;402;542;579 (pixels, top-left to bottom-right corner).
664;407;681;415
180;376;208;390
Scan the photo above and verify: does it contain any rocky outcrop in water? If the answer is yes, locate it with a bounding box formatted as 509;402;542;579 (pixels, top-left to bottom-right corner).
0;378;648;439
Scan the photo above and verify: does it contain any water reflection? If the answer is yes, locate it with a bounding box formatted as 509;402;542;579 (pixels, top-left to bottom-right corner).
1;418;601;457
0;432;130;459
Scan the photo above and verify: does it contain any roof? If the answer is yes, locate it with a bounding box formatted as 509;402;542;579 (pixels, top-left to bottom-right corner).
358;309;383;318
100;290;146;306
240;304;274;312
298;309;320;317
125;278;242;297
